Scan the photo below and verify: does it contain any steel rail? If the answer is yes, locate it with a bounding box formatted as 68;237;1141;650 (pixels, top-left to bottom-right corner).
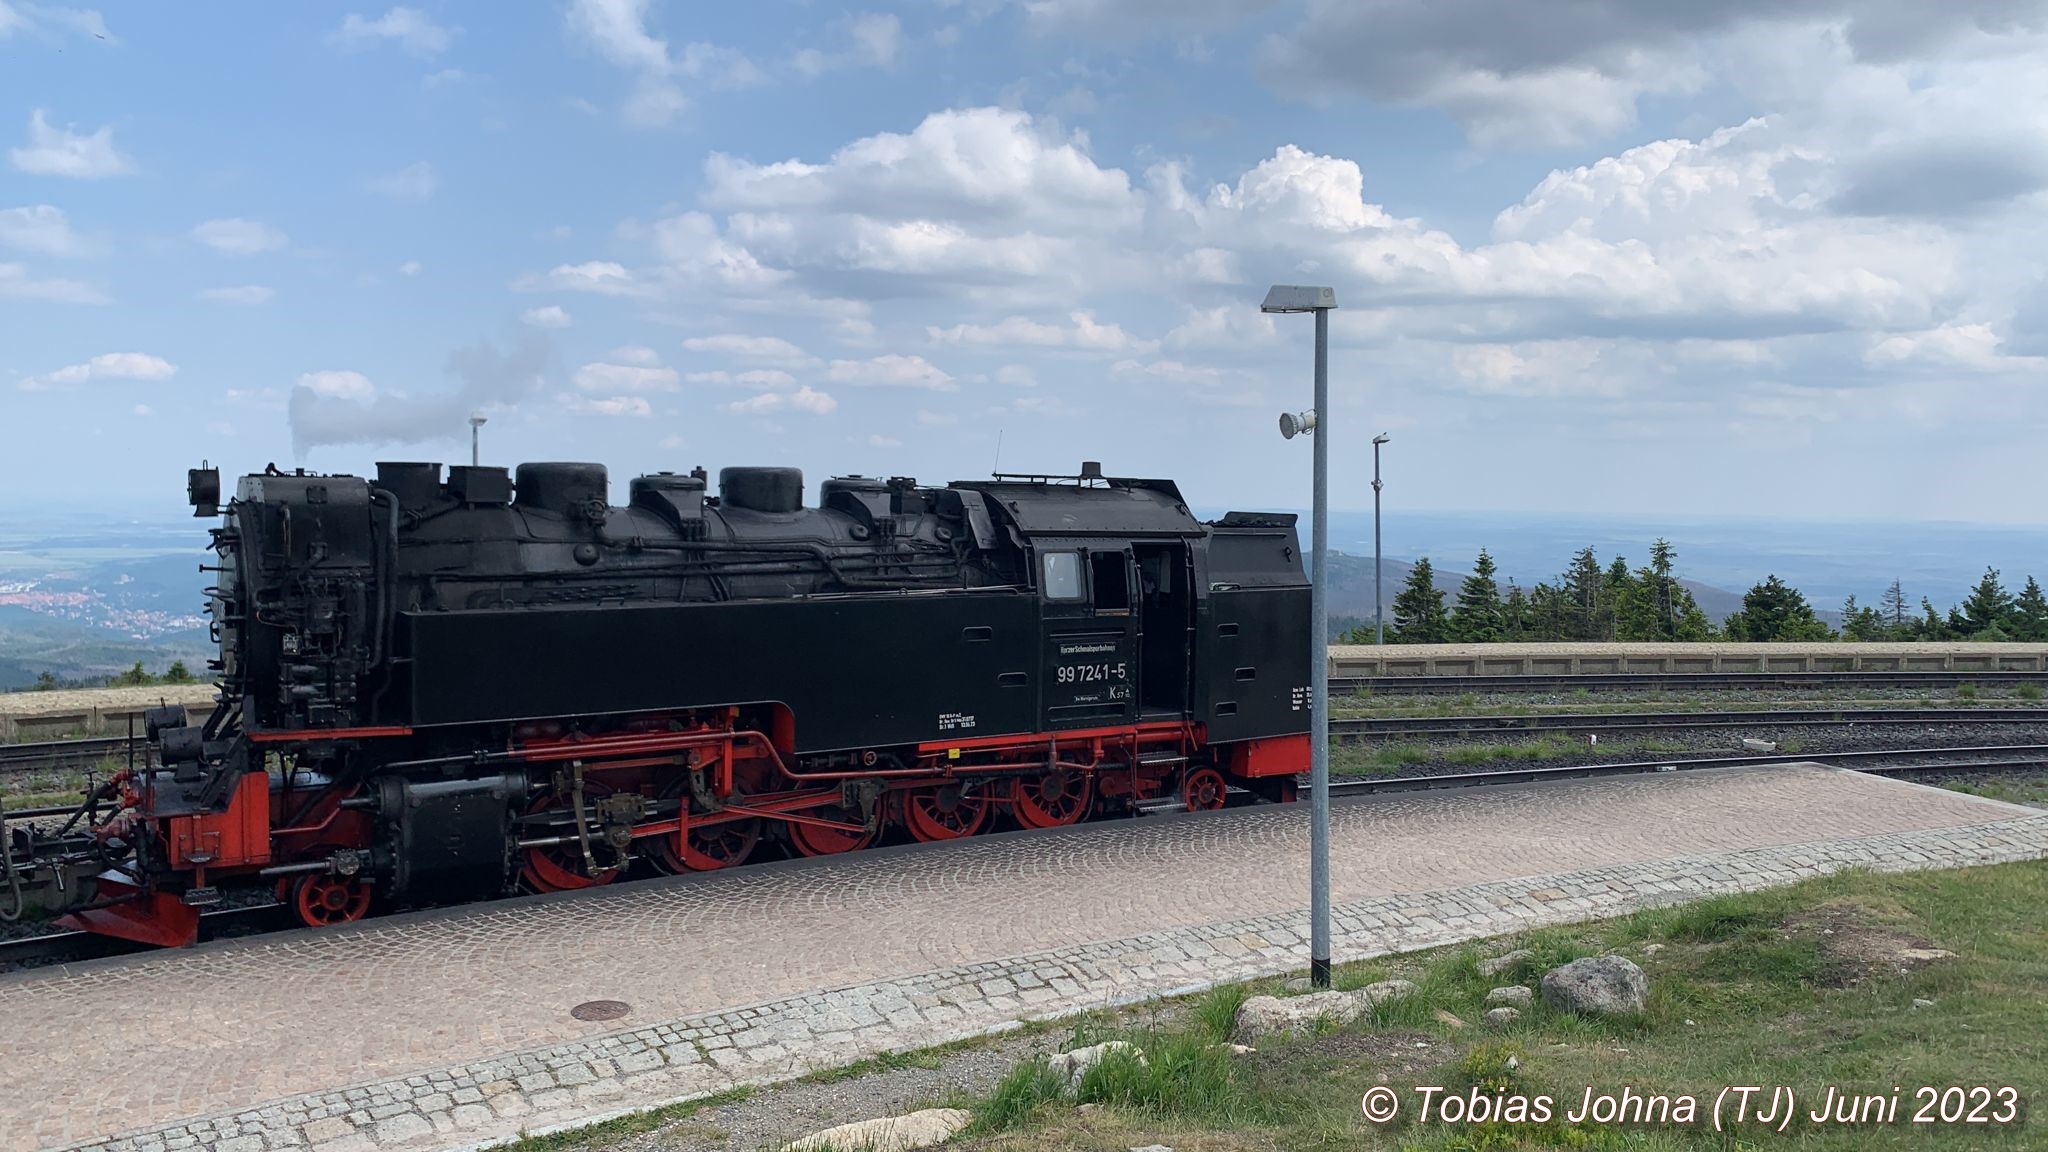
1332;706;2048;739
0;904;283;969
0;736;145;777
1327;743;2048;795
1330;670;2048;695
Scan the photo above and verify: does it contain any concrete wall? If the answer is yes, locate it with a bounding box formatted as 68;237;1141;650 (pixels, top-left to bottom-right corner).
1329;642;2048;677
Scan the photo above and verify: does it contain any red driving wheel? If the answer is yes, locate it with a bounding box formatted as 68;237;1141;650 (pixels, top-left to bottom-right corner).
653;815;763;873
902;783;992;842
1010;768;1094;829
291;872;371;928
1181;767;1228;812
787;802;878;857
520;790;624;893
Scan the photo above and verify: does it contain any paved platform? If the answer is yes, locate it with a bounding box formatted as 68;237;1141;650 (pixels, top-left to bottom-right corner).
8;764;2047;1152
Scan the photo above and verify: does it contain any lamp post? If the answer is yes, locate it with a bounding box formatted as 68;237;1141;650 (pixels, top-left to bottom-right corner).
1263;283;1336;990
469;413;487;467
1373;433;1389;645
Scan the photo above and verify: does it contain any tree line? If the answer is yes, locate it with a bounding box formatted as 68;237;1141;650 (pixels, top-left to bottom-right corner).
1345;542;2048;644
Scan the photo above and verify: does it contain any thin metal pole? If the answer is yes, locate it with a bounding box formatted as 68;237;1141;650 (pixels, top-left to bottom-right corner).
471;424;480;467
1373;440;1384;646
1309;306;1332;989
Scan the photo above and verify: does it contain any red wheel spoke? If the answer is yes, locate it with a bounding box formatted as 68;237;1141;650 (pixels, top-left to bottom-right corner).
1182;767;1227;812
291;873;370;928
520;791;623;892
788;803;876;857
903;783;991;842
1010;769;1093;829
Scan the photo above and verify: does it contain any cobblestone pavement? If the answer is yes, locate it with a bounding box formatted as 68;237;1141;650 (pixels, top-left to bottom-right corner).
9;765;2046;1152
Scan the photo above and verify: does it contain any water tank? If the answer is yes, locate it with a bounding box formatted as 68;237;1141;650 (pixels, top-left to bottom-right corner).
515;463;608;516
374;462;441;511
719;466;803;514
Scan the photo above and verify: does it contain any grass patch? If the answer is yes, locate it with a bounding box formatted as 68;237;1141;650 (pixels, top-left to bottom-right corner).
1948;774;2048;809
2019;683;2044;702
949;861;2048;1151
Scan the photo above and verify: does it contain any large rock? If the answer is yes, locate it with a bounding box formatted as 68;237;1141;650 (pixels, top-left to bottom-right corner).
1476;948;1533;978
782;1108;972;1152
1231;980;1417;1042
1485;986;1533;1009
1483;1006;1521;1029
1540;955;1649;1017
1046;1040;1145;1088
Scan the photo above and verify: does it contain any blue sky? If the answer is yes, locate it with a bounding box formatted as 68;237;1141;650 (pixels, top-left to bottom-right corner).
4;1;2047;522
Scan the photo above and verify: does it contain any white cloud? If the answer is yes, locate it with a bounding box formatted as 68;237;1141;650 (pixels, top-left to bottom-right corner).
826;354;957;391
563;394;653;417
511;260;650;296
224;387;285;410
369;162;438;201
681;333;809;360
1866;323;2043;371
192;218;288;255
915;409;957;425
398;260;423;276
297;370;377;401
520;305;573;328
0;2;115;42
9;109;135;179
723;385;838;415
1164;305;1280;349
868;434;902;447
573;346;681;392
565;0;765;127
792;12;903;76
0;261;106;303
21;352;177;391
329;7;456;58
131;403;151;417
199;285;275;305
0;204;78;254
929;310;1155;352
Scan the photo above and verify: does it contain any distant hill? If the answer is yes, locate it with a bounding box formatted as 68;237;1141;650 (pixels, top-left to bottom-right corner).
0;606;210;691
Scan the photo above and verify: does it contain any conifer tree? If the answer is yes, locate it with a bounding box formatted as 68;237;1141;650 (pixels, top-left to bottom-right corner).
1879;579;1909;637
1502;581;1529;640
2011;576;2048;642
1959;567;2014;637
1391;557;1450;643
1723;575;1833;641
1563;547;1606;641
1449;550;1505;642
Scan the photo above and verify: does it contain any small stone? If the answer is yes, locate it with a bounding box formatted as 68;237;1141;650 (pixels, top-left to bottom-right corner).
1483;1007;1521;1028
1433;1009;1467;1029
1045;1041;1145;1089
1913;998;1935;1009
781;1108;972;1152
1486;986;1534;1010
1643;943;1667;956
1541;955;1649;1017
1077;1103;1103;1115
1741;738;1777;752
1129;1146;1175;1152
1224;1044;1256;1056
301;1118;353;1144
1476;948;1534;978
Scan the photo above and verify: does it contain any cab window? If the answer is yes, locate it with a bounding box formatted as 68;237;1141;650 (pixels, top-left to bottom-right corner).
1091;551;1130;613
1041;551;1084;600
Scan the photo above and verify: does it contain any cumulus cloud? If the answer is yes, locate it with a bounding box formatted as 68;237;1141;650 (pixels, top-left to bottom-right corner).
521;305;573;328
288;337;551;454
928;310;1155;352
329;7;457;58
722;385;837;415
573;346;680;392
368;161;438;201
0;204;78;254
0;261;107;303
199;285;275;305
791;12;904;76
192;218;288;255
826;354;957;391
9;109;135;178
0;2;115;42
563;394;653;416
20;352;177;391
684;368;799;389
565;0;765;127
511;260;650;296
681;333;809;360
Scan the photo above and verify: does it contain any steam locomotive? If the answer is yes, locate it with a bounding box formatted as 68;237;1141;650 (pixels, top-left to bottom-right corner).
4;459;1310;946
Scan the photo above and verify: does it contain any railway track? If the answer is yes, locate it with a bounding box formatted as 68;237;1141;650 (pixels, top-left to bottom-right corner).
0;736;150;777
1330;670;2048;695
0;904;283;969
1327;743;2048;795
1332;706;2048;740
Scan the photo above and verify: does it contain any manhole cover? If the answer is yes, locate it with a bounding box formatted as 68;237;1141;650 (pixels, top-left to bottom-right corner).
571;1000;631;1022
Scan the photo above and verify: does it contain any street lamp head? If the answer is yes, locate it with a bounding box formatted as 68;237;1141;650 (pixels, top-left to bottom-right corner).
469;413;488;429
1372;433;1390;446
1261;284;1337;314
1278;409;1318;440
